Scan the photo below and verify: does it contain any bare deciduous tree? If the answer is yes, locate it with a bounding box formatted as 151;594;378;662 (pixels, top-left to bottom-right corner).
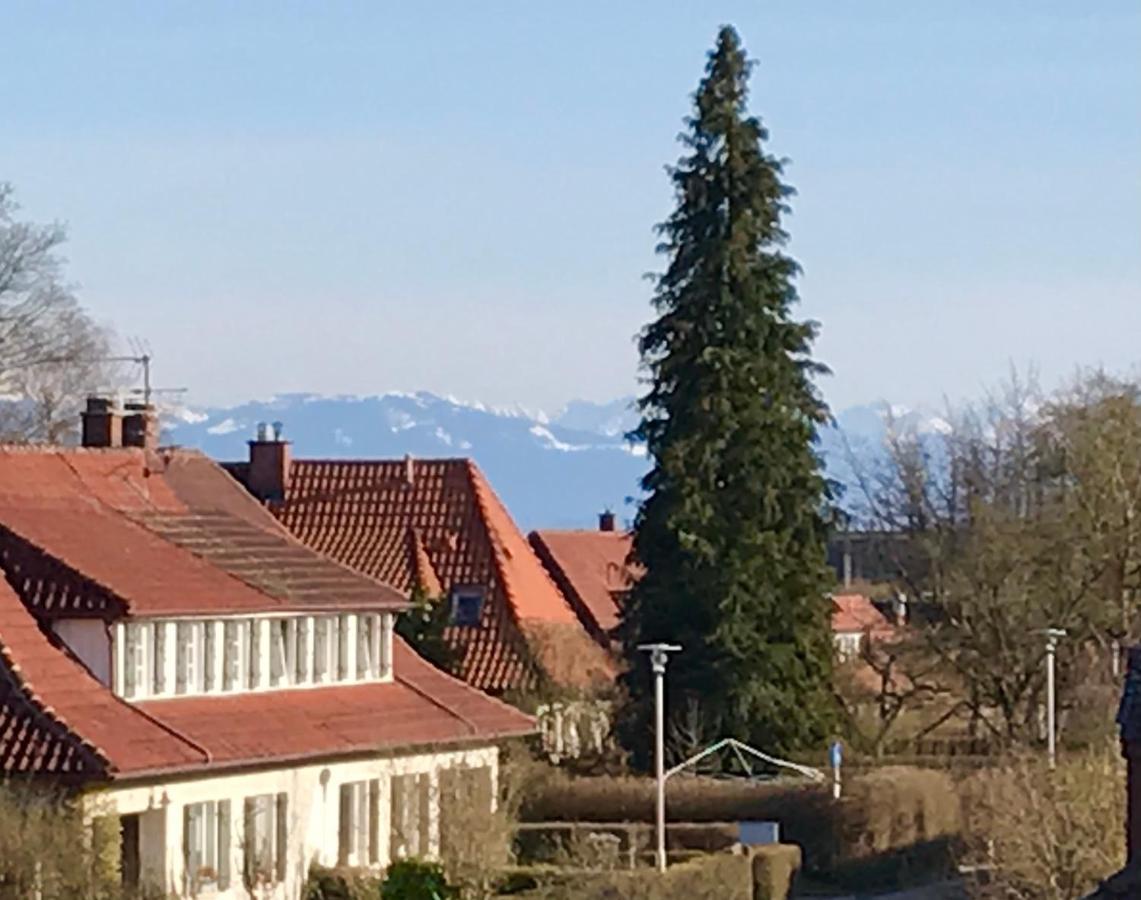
854;373;1132;745
0;182;117;443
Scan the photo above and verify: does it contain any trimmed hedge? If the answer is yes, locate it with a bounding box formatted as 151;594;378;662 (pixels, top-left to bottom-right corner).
520;766;962;885
505;853;754;900
303;864;383;900
752;844;801;900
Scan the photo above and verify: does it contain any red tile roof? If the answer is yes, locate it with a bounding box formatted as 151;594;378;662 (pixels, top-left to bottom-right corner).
0;572;532;779
529;530;636;643
831;593;894;636
227;458;615;693
136;640;534;770
0;576;202;778
0;447;406;616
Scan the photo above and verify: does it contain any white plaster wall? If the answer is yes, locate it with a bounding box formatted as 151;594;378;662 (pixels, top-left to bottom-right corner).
53;618;111;685
86;745;499;899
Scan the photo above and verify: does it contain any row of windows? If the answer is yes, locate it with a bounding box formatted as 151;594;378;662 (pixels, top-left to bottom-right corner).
116;613;393;700
180;766;492;891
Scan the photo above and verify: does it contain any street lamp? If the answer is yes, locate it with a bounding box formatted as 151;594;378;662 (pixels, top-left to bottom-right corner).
1038;628;1067;769
638;642;681;873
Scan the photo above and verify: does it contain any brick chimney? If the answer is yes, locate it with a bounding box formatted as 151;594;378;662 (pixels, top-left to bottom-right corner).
122;401;159;450
81;397;123;448
247;422;291;502
599;510;616;532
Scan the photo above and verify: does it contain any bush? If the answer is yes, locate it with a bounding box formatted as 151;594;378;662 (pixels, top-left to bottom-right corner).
751;844;801;900
382;860;456;900
520;766;962;879
0;784;126;900
510;853;753;900
960;744;1124;899
303;864;383;900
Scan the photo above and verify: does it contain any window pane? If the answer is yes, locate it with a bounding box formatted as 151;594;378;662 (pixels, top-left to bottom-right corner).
356;616;372;680
247;620;260;690
339;614;352;680
314;618;329;682
224;621;241;691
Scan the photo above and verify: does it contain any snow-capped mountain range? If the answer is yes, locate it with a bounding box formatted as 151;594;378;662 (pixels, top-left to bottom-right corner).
163;391;943;529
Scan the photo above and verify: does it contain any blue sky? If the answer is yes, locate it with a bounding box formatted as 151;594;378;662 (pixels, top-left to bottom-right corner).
2;2;1138;414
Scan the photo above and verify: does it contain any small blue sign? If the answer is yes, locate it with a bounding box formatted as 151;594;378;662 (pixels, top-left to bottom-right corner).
829;741;843;769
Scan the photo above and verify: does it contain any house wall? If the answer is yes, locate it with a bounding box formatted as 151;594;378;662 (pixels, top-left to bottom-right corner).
85;744;498;899
833;631;864;662
53;618;111;685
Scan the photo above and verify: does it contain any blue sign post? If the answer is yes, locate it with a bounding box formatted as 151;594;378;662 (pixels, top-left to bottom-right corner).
829;741;843;800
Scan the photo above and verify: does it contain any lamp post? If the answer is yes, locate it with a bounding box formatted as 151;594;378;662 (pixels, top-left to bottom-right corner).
1039;628;1067;769
638;642;681;873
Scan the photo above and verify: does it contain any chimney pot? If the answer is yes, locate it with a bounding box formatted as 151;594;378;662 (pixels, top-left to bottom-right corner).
404;454;415;487
599;510;616;532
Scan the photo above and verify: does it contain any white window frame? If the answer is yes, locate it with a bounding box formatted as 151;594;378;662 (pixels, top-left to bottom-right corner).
338;780;380;868
184;799;230;894
114;611;395;700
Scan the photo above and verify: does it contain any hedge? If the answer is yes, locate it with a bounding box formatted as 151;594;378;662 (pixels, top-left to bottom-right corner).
751;844;801;900
520;766;963;884
505;853;754;900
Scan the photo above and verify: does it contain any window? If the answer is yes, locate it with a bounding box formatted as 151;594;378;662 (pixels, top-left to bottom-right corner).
152;623;168;695
117;614;390;700
271;619;298;687
223;620;247;691
295;617;313;685
451;589;484;627
246;619;262;690
176;622;206;695
357;614;380;680
123;622;159;699
244;793;287;886
184;800;230;893
338;614;353;680
389;773;430;860
338;780;380;867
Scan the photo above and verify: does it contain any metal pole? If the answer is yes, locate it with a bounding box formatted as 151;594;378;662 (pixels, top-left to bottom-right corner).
654;665;665;873
1046;637;1057;770
638;643;679;874
1039;628;1065;770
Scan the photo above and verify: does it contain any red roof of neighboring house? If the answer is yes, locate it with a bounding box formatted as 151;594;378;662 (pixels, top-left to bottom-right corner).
529;529;637;643
225;457;615;693
831;594;893;635
0;447;406;616
0;575;533;780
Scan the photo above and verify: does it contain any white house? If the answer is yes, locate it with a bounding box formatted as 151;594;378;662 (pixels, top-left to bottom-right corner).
0;401;532;898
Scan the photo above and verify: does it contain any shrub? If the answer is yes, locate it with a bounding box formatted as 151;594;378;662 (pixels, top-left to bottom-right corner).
0;784;126;900
960;744;1124;900
751;844;802;900
437;760;520;898
302;864;383;900
511;853;753;900
519;766;962;878
382;859;455;900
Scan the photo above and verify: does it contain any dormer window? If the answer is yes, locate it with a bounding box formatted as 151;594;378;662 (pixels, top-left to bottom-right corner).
113;613;394;700
450;587;484;627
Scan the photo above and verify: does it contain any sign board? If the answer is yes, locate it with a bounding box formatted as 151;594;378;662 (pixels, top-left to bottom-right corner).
737;820;780;846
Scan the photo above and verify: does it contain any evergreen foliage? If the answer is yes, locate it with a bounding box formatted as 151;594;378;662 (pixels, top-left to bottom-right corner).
396;584;457;674
620;25;836;763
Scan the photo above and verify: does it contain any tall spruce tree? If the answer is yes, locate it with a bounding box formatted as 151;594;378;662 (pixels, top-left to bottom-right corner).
621;26;835;764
